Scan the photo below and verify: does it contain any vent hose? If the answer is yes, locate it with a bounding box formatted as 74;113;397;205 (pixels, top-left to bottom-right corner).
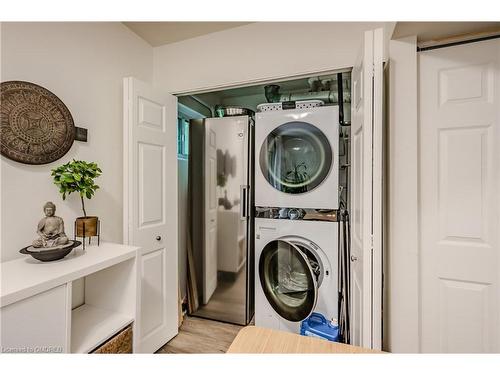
264;84;350;104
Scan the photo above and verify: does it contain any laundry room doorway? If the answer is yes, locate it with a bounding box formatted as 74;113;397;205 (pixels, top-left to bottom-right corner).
147;26;387;351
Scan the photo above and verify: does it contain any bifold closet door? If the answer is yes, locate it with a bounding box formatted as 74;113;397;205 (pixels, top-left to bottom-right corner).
419;39;500;353
350;28;384;350
123;77;179;353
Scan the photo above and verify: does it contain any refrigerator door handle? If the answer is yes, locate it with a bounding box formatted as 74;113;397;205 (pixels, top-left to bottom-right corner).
240;185;248;220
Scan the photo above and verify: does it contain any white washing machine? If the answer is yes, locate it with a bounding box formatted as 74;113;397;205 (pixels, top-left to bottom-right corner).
255;105;339;209
255;217;338;334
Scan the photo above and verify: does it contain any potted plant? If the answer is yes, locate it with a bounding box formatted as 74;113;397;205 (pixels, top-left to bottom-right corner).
52;160;102;238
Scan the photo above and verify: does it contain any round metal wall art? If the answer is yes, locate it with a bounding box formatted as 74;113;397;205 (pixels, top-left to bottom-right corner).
0;81;75;165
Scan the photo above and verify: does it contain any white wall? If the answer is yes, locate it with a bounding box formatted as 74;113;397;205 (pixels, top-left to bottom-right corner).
1;22;153;261
386;36;419;352
153;22;392;94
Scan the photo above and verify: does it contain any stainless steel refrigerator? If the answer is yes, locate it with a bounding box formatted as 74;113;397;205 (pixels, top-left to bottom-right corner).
189;115;254;325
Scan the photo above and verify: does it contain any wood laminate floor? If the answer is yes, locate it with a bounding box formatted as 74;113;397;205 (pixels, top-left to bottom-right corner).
156;316;248;354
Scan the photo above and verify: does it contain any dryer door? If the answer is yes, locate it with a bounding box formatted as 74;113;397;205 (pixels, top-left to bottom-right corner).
259;121;333;194
259;239;319;322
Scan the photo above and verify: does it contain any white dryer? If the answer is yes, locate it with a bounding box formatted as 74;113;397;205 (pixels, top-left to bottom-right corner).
255;105;339;209
255;217;338;334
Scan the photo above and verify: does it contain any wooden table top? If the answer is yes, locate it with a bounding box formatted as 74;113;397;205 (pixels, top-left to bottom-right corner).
227;326;382;354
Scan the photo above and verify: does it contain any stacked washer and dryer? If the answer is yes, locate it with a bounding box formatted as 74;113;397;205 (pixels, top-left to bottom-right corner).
254;102;341;335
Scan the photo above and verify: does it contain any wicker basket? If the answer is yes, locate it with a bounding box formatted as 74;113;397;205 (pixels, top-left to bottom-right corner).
92;325;133;354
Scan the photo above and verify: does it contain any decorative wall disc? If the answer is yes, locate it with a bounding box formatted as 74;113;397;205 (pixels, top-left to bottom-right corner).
1;81;75;165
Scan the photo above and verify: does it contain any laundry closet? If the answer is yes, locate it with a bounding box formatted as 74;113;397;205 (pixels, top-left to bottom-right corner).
180;72;352;337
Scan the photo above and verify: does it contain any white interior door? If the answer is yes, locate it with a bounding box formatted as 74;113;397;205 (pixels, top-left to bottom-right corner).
419;39;500;353
203;120;218;304
123;77;178;353
350;28;384;350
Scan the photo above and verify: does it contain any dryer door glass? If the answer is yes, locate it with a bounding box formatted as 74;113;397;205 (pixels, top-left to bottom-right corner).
259;121;332;194
259;239;319;322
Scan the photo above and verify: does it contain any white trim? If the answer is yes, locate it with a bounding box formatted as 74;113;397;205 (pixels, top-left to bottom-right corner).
371;27;384;350
417;29;500;50
361;29;374;349
172;67;353;96
64;282;72;353
123;77;133;246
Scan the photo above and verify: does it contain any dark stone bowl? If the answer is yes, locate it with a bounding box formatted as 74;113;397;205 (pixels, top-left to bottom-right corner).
20;241;82;262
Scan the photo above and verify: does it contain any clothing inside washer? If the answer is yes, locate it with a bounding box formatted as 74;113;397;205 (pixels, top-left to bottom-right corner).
268;242;321;308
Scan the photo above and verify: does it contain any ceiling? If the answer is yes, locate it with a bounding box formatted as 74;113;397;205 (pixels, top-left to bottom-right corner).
124;22;500;47
123;22;252;46
392;22;500;43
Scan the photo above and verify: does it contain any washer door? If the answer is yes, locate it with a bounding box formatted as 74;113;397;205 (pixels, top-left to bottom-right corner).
259;121;332;194
259;239;319;322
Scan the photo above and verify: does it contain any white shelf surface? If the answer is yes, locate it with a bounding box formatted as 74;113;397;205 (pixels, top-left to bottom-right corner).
1;242;139;307
71;304;133;353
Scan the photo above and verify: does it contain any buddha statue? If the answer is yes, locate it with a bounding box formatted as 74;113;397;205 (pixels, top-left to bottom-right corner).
32;201;69;248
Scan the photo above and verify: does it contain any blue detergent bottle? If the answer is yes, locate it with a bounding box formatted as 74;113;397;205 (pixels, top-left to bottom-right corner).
300;312;340;342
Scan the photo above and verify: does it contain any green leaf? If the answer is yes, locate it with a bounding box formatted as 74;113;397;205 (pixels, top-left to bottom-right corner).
52;159;102;202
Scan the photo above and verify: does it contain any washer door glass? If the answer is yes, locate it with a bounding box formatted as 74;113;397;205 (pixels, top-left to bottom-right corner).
259;240;319;322
259;121;332;194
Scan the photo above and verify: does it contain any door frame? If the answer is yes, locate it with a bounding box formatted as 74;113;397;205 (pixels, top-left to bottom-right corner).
372;28;384;350
386;36;420;353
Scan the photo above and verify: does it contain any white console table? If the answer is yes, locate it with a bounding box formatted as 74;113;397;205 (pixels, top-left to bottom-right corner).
0;242;140;353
